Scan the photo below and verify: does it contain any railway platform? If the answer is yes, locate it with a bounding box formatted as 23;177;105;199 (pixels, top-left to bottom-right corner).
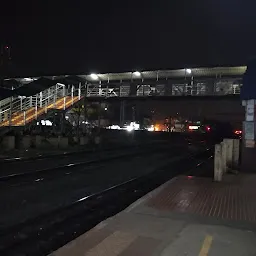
51;174;256;256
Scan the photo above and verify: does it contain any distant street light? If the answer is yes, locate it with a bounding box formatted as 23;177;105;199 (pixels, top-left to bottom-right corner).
104;107;108;111
133;71;141;77
186;69;192;74
90;73;99;80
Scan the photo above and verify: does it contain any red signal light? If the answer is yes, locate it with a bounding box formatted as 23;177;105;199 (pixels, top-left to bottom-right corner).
206;126;211;131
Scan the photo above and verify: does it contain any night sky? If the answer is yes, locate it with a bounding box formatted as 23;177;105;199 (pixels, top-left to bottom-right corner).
1;0;256;77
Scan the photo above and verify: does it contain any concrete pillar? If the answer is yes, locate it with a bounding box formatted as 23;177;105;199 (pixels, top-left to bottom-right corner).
224;138;233;168
221;141;227;173
58;136;68;148
47;137;59;148
2;136;15;150
214;144;222;182
22;136;31;149
35;135;42;148
73;136;79;144
233;139;240;169
80;136;89;145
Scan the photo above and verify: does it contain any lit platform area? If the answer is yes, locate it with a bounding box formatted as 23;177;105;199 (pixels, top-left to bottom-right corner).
50;175;256;256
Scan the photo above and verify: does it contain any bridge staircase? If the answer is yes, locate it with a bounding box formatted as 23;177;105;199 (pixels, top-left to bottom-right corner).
0;83;83;129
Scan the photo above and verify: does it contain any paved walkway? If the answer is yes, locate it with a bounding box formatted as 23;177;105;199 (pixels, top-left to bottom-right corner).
50;174;256;256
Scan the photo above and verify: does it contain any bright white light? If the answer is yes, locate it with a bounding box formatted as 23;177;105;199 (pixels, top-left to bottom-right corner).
146;125;154;132
126;126;134;132
126;122;140;132
65;116;69;120
77;196;90;202
186;69;192;74
90;73;99;80
45;120;53;126
104;107;108;111
130;122;139;130
133;71;141;77
23;78;33;82
189;125;199;130
57;83;65;87
108;125;121;130
38;120;53;126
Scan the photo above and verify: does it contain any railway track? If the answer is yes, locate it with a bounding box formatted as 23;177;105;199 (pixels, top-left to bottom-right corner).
0;140;172;164
0;142;176;184
0;148;212;256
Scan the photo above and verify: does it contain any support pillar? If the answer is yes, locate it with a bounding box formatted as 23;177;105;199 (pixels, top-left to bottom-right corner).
71;85;74;105
98;102;101;130
83;94;87;134
224;138;233;169
241;99;256;172
63;85;66;110
23;111;26;125
20;97;23;111
8;97;13;127
214;144;222;182
54;84;57;108
30;96;33;107
35;94;38;120
240;62;256;173
61;110;65;135
120;100;125;127
221;141;227;173
78;83;81;100
233;139;240;169
40;92;43;108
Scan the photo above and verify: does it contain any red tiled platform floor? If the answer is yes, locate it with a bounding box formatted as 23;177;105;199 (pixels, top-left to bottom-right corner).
147;175;256;222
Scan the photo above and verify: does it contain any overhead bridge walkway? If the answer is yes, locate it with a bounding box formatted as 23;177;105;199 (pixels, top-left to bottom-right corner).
0;66;246;129
0;82;82;128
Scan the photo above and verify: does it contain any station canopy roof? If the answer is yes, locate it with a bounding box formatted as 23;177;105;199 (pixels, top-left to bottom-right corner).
4;66;247;87
0;66;246;100
79;66;247;82
15;77;57;96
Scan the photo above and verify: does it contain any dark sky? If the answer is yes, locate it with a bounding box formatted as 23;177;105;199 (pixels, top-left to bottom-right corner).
1;0;256;77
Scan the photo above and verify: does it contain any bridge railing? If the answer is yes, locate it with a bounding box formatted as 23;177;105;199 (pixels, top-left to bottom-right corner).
0;83;83;126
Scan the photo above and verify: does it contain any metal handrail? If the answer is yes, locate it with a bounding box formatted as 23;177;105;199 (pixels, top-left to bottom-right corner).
0;83;84;127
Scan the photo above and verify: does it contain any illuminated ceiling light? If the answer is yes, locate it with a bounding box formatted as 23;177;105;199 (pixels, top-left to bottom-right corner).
23;78;33;82
90;73;99;80
186;69;192;74
133;71;141;77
